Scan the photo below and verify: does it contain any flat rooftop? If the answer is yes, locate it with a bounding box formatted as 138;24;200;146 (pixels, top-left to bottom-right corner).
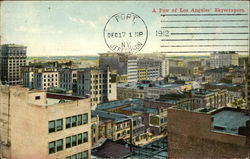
212;109;248;135
45;93;85;105
46;98;71;105
191;89;214;95
155;83;183;89
122;105;158;114
117;82;184;89
1;44;26;48
91;110;129;123
96;98;143;110
207;82;242;87
117;82;150;89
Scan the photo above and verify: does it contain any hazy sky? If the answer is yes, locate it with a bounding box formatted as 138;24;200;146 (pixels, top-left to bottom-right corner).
1;1;249;56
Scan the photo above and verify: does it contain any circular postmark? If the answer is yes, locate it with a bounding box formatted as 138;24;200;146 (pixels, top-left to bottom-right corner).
104;12;148;54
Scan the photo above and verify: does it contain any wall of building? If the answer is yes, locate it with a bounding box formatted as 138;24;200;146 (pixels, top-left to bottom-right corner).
0;86;11;158
167;108;248;159
117;87;144;100
0;86;92;159
46;99;91;159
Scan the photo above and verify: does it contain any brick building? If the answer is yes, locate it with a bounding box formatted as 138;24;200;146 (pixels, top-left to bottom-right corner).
167;106;249;158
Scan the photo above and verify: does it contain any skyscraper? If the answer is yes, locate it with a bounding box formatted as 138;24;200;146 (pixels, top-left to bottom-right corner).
99;53;138;82
0;44;27;85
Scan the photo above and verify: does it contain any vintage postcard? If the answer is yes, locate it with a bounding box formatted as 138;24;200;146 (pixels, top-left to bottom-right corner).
0;1;249;159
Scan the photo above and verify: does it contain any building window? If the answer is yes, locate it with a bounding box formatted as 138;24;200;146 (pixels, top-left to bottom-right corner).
56;139;63;152
78;133;83;145
56;119;63;131
83;113;88;124
48;141;55;154
83;150;88;159
66;117;71;129
72;135;77;147
35;96;40;100
83;132;88;143
72;154;77;159
66;137;71;148
48;121;55;133
78;115;82;125
72;116;77;127
78;152;83;159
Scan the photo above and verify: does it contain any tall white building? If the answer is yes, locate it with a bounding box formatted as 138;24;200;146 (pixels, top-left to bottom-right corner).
99;53;170;82
33;71;59;90
59;68;78;92
99;53;138;82
74;67;117;106
210;51;239;68
0;44;27;85
127;55;138;82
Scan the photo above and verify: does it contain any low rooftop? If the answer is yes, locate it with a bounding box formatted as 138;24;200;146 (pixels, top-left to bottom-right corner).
91;110;129;123
207;82;242;88
96;98;143;110
92;139;131;158
46;93;85;105
204;67;229;73
118;82;184;89
191;89;214;95
46;98;71;105
212;51;237;54
1;44;26;48
212;108;248;135
122;105;158;114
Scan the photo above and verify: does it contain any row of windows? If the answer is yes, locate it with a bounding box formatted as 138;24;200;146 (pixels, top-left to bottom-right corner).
90;74;107;78
44;74;58;78
66;150;88;159
117;130;130;138
44;78;58;82
49;114;88;133
49;119;63;133
8;59;26;62
44;82;58;87
66;113;88;129
48;132;88;155
66;132;88;148
49;139;63;154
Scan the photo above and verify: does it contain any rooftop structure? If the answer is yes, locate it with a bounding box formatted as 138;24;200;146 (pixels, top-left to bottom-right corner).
92;110;129;123
191;89;214;95
96;98;142;110
207;82;243;88
118;81;183;89
122;105;159;114
92;139;132;158
211;109;249;134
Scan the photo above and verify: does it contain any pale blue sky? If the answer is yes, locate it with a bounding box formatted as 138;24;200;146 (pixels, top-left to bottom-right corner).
1;1;249;56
